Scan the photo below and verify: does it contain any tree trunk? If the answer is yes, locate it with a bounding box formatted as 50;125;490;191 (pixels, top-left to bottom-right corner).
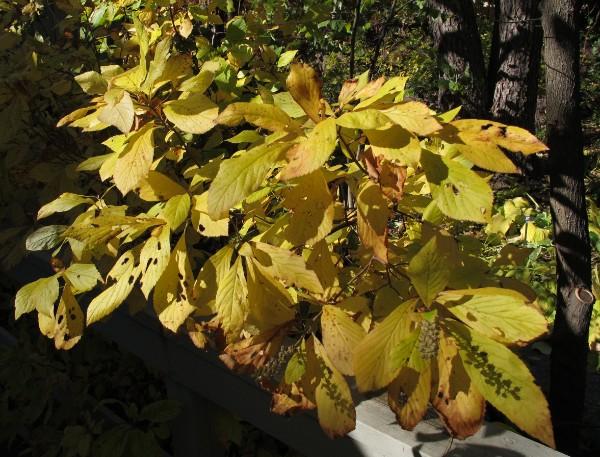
428;0;487;117
543;0;595;454
489;0;542;131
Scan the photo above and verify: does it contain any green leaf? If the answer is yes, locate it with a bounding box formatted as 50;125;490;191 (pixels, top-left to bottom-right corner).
25;225;67;251
280;117;337;180
37;193;94;220
114;124;156;195
353;299;418;391
15;275;59;319
407;235;452;306
63;263;102;294
163;93;218;134
207;142;290;219
160;194;191;231
215;257;248;340
277;50;298;67
444;319;555;448
226;129;263;144
139;400;181;423
284;349;306;384
421;149;492;223
437;288;548;345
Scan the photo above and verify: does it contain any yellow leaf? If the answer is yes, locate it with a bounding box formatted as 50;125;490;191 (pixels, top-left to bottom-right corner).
179;70;215;93
305;240;340;296
191;192;229;237
15;275;59;319
139;225;171;298
437;287;548;345
444;320;555;448
356;179;390;263
388;362;431;430
452;139;518;173
193;245;233;313
282;169;334;246
451;119;548;155
353;299;418;391
207;142;290;219
37;193;94;220
114;123;156;195
163;93;218;134
217;102;297;132
246;258;295;332
251;241;323;294
74;70;107;95
54;284;84;350
354;76;408;110
336;109;393;130
153;232;195;332
159;193;190;231
97;89;135;134
421;149;492;223
380;101;442;136
286;63;322;123
138;171;186;201
321;305;366;375
432;334;485;438
365;126;421;167
280;117;337;180
87;250;139;325
63;263;101;294
111;65;146;92
273;92;306;118
277;49;298;68
215;257;248;340
304;336;356;438
407;235;453;306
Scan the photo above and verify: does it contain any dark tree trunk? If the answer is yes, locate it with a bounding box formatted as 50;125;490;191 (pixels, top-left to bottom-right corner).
487;0;501;110
427;0;487;117
489;0;542;131
543;0;595;454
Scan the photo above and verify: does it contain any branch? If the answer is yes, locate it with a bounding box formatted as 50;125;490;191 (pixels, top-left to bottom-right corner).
369;0;397;77
349;0;362;78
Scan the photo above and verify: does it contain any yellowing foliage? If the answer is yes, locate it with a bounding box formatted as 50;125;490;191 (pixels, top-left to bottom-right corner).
14;11;555;447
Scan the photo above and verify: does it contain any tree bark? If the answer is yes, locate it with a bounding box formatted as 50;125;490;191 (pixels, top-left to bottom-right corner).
543;0;595;454
489;0;542;131
427;0;487;117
